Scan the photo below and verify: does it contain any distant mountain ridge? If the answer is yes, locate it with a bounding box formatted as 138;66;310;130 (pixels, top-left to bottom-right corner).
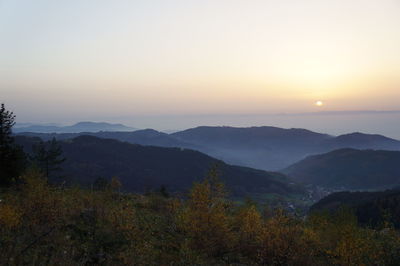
321;132;400;150
283;148;400;190
17;125;400;170
171;126;331;149
17;129;195;149
14;121;135;133
170;126;400;170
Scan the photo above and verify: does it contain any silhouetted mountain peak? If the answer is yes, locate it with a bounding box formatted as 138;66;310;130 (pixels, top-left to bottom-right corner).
336;132;397;142
325;132;400;151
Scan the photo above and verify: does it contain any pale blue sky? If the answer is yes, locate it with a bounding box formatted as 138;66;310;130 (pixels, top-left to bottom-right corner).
1;0;400;137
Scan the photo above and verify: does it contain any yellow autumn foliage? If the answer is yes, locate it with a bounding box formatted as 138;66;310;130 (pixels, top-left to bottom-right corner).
0;169;399;265
0;203;21;229
179;176;234;257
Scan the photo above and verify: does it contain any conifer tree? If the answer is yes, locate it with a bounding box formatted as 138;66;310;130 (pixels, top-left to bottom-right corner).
0;103;26;186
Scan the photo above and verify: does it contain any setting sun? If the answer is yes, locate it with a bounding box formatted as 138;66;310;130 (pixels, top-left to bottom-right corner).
315;101;324;107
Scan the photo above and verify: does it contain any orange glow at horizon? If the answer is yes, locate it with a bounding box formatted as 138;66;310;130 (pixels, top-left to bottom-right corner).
1;0;400;117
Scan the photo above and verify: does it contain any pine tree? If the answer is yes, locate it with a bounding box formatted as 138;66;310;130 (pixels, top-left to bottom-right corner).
0;103;26;187
0;103;15;148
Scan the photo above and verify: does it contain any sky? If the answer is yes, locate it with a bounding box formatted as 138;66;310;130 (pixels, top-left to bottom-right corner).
1;0;400;137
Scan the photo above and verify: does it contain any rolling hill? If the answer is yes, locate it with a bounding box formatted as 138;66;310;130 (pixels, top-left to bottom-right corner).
170;126;331;170
321;132;400;150
171;126;400;170
310;189;400;228
283;148;400;190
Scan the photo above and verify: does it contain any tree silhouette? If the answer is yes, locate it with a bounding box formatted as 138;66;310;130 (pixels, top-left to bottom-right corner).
0;103;26;186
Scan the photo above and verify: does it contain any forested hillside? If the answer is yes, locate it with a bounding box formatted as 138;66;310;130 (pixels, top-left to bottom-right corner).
284;148;400;189
310;189;400;228
15;135;302;198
